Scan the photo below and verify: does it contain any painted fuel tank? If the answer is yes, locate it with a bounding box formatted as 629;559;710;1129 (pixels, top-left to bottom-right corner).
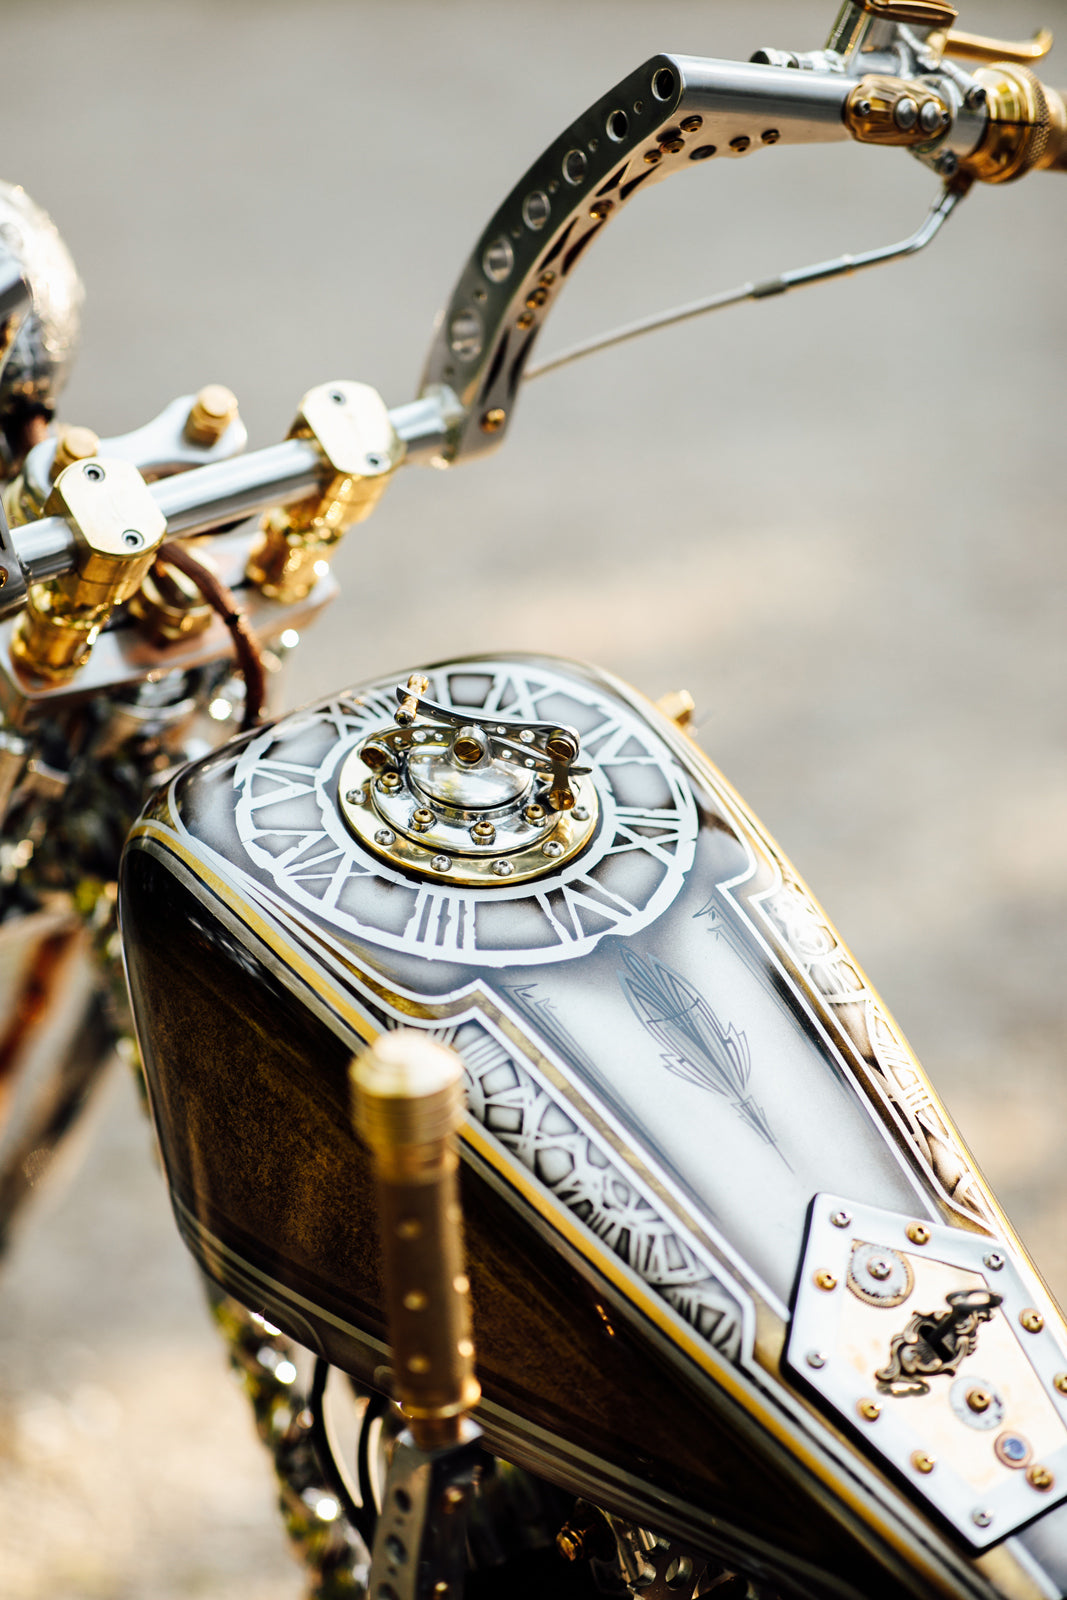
120;655;1067;1600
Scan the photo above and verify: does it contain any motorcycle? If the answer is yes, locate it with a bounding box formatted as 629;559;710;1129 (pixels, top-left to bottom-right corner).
1;2;1065;1597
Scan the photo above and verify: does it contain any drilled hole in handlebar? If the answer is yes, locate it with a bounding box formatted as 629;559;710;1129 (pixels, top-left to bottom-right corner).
651;66;677;101
606;108;629;141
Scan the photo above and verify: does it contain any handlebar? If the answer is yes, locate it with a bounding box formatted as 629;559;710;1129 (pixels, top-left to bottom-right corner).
0;28;1062;631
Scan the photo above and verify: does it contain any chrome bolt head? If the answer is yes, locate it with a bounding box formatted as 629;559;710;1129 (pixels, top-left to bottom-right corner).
571;805;590;822
374;828;396;847
542;840;565;858
431;854;452;873
491;859;514;877
983;1251;1005;1271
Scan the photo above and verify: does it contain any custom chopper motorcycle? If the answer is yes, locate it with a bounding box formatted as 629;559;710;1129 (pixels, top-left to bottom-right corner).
2;2;1066;1597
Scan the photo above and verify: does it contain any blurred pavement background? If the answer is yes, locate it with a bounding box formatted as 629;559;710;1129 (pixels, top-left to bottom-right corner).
0;1;1064;1594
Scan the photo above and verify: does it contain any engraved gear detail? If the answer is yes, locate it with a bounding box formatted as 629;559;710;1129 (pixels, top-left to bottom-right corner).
232;661;699;967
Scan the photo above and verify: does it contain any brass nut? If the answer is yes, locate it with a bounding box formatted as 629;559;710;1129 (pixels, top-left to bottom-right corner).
814;1269;838;1292
185;384;239;446
858;1398;881;1422
1020;1308;1045;1334
1027;1465;1055;1492
905;1223;931;1246
557;1528;585;1562
51;424;99;480
1053;1373;1067;1395
912;1452;936;1475
966;1387;992;1414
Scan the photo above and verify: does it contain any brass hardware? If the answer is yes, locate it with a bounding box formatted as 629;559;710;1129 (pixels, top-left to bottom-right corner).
656;688;695;729
350;1032;480;1452
995;1432;1033;1469
831;1209;852;1229
1027;1464;1055;1491
876;1289;1002;1397
905;1222;930;1245
51;425;100;480
396;673;430;727
184;383;239;446
858;1398;882;1421
247;381;403;602
845;78;950;147
966;1386;992;1414
912;1452;936;1474
1020;1308;1045;1333
814;1269;838;1291
680;116;703;133
481;407;506;433
377;771;401;794
128;541;216;644
942;27;1054;66
12;458;166;681
470;820;496;845
1054;1373;1067;1395
960;65;1063;184
827;1;958;57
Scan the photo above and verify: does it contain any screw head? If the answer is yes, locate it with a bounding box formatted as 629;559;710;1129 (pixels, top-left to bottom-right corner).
858;1398;881;1422
490;859;514;878
905;1223;930;1246
983;1251;1005;1271
374;828;396;847
805;1350;826;1370
972;1509;992;1529
936;151;959;177
1053;1373;1067;1395
542;840;565;858
830;1209;852;1229
83;462;105;482
1027;1465;1055;1492
377;770;401;794
1020;1308;1045;1334
122;529;144;549
431;855;452;873
814;1269;838;1292
411;807;434;832
866;1257;893;1282
571;805;590;822
471;820;496;844
912;1452;936;1475
966;1387;992;1415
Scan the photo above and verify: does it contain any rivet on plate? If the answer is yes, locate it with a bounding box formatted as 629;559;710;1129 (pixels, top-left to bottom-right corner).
830;1209;851;1229
491;859;514;877
374;828;396;847
761;128;781;144
972;1509;992;1529
481;408;506;433
911;1452;935;1475
983;1251;1005;1271
1054;1373;1067;1395
905;1223;930;1246
729;135;751;152
814;1269;837;1292
1027;1465;1055;1492
966;1387;992;1415
431;855;452;873
542;840;565;858
571;805;590;822
680;115;703;132
1020;1308;1045;1334
805;1350;826;1370
858;1398;881;1422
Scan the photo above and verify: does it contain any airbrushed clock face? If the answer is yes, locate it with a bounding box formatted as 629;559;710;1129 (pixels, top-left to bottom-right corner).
231;659;699;967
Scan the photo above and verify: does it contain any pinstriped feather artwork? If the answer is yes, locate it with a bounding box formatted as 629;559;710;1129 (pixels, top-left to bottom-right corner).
618;950;780;1155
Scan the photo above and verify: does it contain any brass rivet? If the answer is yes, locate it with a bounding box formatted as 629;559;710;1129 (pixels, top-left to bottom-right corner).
912;1452;936;1475
525;286;548;309
729;135;751;152
643;148;662;165
471;820;496;843
589;200;614;221
1027;1465;1055;1491
905;1223;931;1246
1054;1373;1067;1395
814;1269;838;1291
966;1387;992;1414
680;115;703;132
377;770;401;793
660;138;685;154
516;310;535;330
481;407;506;432
1021;1308;1045;1334
761;128;781;144
403;1290;428;1312
858;1398;881;1422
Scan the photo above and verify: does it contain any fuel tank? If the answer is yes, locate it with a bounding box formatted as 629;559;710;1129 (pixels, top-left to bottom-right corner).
120;655;1067;1600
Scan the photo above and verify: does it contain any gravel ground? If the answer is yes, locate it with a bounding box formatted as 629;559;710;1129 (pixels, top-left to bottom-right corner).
0;2;1064;1594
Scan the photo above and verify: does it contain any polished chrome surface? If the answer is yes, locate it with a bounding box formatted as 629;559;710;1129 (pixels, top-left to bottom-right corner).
0;181;83;440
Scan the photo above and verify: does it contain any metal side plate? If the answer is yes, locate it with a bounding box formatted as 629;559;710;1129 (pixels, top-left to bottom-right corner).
785;1195;1067;1549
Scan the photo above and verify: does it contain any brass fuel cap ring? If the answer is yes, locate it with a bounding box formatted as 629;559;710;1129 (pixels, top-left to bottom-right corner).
338;675;599;886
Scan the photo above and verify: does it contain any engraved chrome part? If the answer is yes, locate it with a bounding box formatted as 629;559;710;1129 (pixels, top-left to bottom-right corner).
0;181;83;462
787;1195;1067;1547
847;1242;915;1308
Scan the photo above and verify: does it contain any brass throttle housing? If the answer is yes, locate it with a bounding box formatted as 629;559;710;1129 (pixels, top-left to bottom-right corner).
961;65;1067;182
11;457;166;681
248;381;404;603
351;1031;480;1451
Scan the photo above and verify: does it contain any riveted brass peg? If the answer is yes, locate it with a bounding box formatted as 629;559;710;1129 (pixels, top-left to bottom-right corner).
395;673;430;727
351;1031;480;1451
248;381;404;603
